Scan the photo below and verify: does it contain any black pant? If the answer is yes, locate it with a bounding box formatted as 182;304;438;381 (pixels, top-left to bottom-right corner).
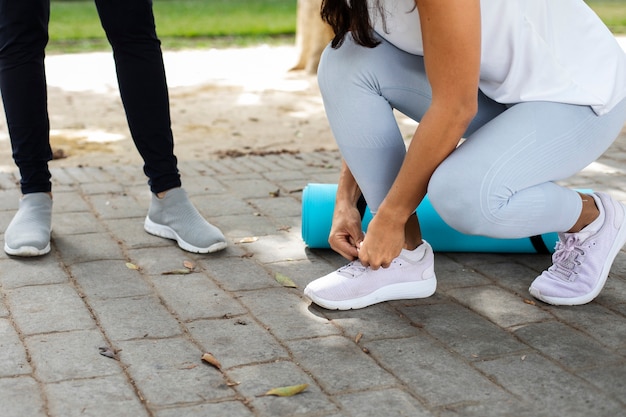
0;0;181;194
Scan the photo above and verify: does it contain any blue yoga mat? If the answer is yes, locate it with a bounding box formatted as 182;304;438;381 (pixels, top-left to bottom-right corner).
301;183;572;253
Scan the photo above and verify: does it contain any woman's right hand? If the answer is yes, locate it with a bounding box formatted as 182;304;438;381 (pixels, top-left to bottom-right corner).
328;202;364;261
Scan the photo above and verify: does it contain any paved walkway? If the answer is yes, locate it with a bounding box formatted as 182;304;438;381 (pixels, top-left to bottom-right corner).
1;132;626;416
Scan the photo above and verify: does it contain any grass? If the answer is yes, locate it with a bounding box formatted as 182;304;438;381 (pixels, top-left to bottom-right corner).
587;1;626;33
47;0;626;53
48;0;297;53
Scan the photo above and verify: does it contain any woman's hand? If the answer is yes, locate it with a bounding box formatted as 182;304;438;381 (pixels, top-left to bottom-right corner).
358;209;405;269
329;202;364;260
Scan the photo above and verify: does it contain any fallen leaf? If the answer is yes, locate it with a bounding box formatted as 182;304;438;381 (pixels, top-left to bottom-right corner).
125;262;140;270
241;253;254;258
260;383;309;397
98;346;119;360
269;189;280;197
275;273;297;288
355;332;363;344
238;236;258;244
523;299;536;306
201;352;222;370
183;260;195;270
161;268;193;275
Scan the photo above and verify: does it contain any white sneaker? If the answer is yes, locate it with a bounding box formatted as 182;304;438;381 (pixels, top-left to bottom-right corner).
4;193;52;257
304;241;437;310
529;192;626;305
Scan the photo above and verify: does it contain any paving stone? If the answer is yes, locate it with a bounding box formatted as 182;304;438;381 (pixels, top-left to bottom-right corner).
514;321;624;370
46;374;149;417
88;295;182;341
286;336;397;393
54;232;126;265
187;316;290;369
445;285;552;328
321;303;421;342
102;217;171;250
0;376;46;417
6;284;95;335
52;211;107;235
85;193;146;220
366;336;511;408
469;260;543;295
199;256;278;292
335;388;433;417
227;360;339;416
547;303;626;349
432;254;492;290
192;193;257;217
578;363;626;407
71;260;153;299
398;302;529;360
51;190;92;213
126;246;209;276
226;178;286;199
154;401;254;417
26;329;120;383
0;319;31;376
237;289;341;340
116;337;233;406
0;257;68;289
248;196;302;218
215;213;283;239
475;353;625;417
150;273;246;321
238;232;309;263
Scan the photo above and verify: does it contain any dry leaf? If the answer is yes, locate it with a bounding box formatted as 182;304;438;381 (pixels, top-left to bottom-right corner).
238;236;258;244
523;299;536;306
183;260;195;270
269;189;280;197
161;268;193;275
201;352;222;370
125;262;139;270
98;346;119;360
260;384;309;397
355;332;363;344
275;273;297;288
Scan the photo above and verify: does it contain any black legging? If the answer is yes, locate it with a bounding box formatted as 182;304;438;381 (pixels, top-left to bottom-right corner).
0;0;181;194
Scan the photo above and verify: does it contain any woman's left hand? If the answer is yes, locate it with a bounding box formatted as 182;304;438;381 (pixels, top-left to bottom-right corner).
358;210;406;269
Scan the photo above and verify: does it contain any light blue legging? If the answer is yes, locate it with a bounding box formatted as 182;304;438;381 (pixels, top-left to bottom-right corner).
317;35;626;239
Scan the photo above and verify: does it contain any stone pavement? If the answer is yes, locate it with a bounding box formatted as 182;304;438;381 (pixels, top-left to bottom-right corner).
1;136;626;417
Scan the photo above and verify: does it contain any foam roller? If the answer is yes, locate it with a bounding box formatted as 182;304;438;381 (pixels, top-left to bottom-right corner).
301;183;567;253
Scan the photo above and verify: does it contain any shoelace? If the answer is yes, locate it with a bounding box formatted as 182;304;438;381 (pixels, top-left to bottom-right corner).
336;258;404;278
337;260;367;278
549;234;585;282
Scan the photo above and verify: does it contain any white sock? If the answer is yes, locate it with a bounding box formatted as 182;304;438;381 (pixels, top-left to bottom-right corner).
574;193;605;240
401;241;427;262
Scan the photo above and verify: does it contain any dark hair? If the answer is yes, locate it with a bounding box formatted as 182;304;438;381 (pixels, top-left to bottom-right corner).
321;0;381;48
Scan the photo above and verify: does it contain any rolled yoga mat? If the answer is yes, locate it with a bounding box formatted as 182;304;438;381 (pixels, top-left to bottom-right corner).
301;183;575;253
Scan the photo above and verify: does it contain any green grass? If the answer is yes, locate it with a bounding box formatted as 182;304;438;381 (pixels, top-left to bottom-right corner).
586;1;626;33
48;0;297;53
47;0;626;53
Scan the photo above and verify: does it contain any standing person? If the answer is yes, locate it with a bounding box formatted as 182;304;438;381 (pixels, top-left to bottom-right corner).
304;0;626;309
0;0;227;256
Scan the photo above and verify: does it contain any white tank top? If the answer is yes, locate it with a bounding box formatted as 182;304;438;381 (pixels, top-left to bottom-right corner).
368;0;626;115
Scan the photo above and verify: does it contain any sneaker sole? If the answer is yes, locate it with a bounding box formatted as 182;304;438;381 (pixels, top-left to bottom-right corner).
529;198;626;306
304;277;437;310
4;243;51;257
144;217;227;254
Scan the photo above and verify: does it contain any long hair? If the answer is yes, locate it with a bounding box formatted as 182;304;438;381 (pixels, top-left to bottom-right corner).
321;0;381;48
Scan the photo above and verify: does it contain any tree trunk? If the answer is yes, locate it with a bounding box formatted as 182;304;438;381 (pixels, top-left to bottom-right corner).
291;0;334;74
